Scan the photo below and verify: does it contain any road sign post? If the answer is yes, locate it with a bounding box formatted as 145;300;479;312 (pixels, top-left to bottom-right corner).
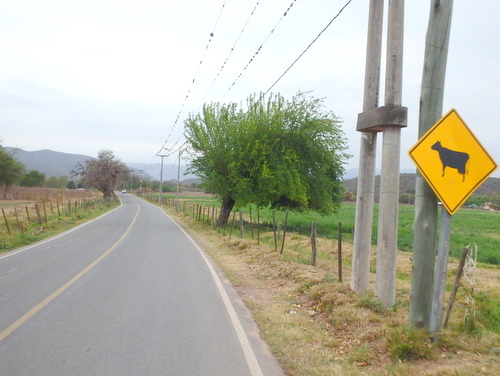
409;109;497;215
409;108;497;335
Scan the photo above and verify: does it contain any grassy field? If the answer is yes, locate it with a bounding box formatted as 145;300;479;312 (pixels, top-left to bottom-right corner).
163;195;500;265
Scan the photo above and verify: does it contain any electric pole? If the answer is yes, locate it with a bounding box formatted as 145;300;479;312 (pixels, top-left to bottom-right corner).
158;154;167;204
410;0;454;329
176;149;182;212
352;0;407;308
375;0;406;308
351;0;384;294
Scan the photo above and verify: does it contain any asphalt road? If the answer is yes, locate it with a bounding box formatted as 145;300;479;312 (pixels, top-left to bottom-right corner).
0;194;285;376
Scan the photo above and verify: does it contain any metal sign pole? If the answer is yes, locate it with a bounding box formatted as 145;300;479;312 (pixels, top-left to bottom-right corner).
429;205;452;337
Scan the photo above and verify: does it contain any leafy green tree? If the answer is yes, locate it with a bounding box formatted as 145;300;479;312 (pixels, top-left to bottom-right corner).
490;194;500;210
20;170;46;187
66;180;77;189
46;176;69;188
73;150;129;201
185;92;349;226
0;145;24;198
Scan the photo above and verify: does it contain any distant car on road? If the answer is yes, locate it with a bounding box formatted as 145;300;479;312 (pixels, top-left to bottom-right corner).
121;189;127;194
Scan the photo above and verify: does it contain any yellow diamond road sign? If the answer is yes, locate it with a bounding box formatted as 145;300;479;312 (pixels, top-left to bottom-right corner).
409;109;497;215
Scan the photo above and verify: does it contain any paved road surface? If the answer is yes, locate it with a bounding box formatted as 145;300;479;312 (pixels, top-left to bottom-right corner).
0;194;285;376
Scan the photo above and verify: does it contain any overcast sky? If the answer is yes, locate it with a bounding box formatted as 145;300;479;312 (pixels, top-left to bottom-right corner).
1;0;499;177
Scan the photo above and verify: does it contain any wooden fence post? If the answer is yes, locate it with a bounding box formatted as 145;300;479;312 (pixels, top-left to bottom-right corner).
229;211;236;239
257;208;260;245
14;207;20;228
338;222;343;282
272;211;277;252
35;204;43;224
43;203;48;224
443;247;469;328
311;221;317;266
249;206;254;240
25;206;31;225
239;211;244;239
2;208;11;234
280;211;288;254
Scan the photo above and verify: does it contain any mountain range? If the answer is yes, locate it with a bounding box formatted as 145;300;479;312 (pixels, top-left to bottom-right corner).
5;147;196;182
6;147;499;194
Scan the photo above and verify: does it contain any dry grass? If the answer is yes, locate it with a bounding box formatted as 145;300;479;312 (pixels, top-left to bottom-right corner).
0;187;112;252
163;205;500;376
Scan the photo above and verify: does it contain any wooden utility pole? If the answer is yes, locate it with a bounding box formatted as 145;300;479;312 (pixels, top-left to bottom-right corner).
410;0;454;329
351;0;383;294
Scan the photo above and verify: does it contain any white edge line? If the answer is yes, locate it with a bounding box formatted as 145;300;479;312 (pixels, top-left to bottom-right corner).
0;200;123;260
157;206;264;376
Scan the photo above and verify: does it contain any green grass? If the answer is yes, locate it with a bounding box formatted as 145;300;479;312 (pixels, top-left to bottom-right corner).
0;200;119;253
186;199;500;265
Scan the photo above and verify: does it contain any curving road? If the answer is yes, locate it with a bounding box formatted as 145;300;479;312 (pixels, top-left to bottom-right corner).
0;194;284;376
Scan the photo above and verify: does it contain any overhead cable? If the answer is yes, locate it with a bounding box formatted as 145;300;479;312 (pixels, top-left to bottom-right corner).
203;0;262;102
156;0;229;156
221;0;300;100
241;0;354;118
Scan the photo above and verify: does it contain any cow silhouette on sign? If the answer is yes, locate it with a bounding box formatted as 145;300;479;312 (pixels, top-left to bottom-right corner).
431;141;469;182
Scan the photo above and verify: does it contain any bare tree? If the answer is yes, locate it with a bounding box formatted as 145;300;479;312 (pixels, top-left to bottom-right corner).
73;150;129;201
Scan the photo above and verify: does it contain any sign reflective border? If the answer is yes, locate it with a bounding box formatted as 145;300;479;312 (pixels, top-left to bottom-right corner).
409;109;497;215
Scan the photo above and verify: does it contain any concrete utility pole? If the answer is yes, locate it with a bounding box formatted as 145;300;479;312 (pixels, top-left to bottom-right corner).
176;149;182;212
158;154;167;204
351;0;384;294
352;0;407;305
375;0;406;308
410;0;454;329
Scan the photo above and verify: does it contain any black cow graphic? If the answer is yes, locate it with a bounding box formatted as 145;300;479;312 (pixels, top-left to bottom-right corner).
431;141;469;182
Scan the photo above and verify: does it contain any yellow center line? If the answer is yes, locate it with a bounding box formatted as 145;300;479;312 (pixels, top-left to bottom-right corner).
0;203;141;342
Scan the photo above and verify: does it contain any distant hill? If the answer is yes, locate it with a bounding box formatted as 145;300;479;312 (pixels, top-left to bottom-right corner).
344;173;500;197
5;147;94;178
4;147;195;182
126;163;198;182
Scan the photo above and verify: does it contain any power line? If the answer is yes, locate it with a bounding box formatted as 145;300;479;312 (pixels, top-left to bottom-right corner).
203;0;262;102
258;0;353;100
161;0;353;158
156;0;229;156
232;0;354;124
221;0;300;100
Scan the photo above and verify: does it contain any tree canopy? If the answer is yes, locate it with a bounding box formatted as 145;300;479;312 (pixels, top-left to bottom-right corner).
184;92;350;226
73;150;129;200
20;170;46;187
0;145;24;198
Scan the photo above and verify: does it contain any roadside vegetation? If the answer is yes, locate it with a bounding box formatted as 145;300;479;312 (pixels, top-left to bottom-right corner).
0;186;119;254
148;193;500;376
184;92;349;227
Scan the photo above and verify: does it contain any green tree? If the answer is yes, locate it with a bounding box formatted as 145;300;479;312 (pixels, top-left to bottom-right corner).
45;176;69;188
0;146;24;198
490;194;500;210
73;150;129;201
185;92;349;226
20;170;46;187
